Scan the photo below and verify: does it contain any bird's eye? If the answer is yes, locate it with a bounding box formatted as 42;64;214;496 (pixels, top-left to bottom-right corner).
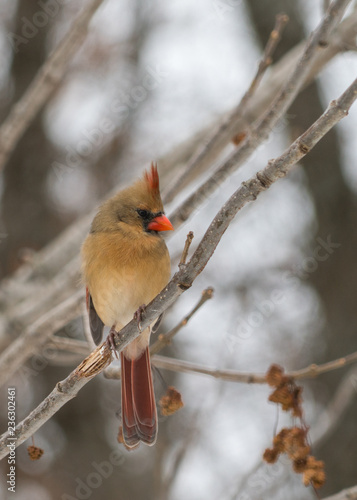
137;209;150;219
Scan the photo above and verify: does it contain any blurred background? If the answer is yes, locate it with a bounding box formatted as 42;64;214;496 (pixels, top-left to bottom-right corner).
0;0;357;499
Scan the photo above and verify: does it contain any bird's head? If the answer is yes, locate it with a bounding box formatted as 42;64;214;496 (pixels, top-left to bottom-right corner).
91;163;173;236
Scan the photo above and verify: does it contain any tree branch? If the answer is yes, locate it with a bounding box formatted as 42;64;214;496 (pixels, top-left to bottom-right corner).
169;0;352;229
179;231;194;266
3;0;345;365
146;349;357;384
1;4;356;319
50;336;90;356
163;12;290;203
312;364;357;447
151;355;266;384
0;74;356;459
0;0;106;173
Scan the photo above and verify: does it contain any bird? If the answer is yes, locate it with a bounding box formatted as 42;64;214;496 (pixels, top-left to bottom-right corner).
81;163;173;448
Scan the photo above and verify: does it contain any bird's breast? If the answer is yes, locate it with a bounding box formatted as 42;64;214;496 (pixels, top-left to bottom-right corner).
81;231;170;328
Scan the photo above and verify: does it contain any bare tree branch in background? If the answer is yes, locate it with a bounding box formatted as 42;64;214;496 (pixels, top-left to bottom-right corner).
148;349;357;385
0;290;83;386
2;2;357;500
0;1;356;320
0;0;354;377
0;0;106;173
1;49;356;387
312;364;357;447
150;286;214;355
163;11;290;203
0;72;356;460
169;0;352;229
162;2;357;203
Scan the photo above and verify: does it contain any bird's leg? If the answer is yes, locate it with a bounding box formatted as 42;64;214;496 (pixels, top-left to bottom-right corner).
134;304;146;332
107;325;119;359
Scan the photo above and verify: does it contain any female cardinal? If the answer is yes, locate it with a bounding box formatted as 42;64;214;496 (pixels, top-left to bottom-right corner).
81;163;173;448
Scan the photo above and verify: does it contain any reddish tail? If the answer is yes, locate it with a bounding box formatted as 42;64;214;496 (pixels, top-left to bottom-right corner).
120;347;157;448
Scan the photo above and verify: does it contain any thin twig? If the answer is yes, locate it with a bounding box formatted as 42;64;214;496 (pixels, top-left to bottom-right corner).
248;14;290;94
169;0;351;229
0;256;80;378
46;351;87;367
50;336;90;356
179;231;194;266
289;350;357;379
163;13;289;203
312;364;357;447
7;256;80;329
179;77;357;284
0;75;356;459
150;287;213;355
151;355;266;383
0;0;106;172
149;348;357;384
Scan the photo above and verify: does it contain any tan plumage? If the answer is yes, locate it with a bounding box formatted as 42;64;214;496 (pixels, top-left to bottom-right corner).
81;164;172;448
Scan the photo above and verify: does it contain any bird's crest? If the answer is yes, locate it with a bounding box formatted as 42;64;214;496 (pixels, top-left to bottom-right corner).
144;162;160;196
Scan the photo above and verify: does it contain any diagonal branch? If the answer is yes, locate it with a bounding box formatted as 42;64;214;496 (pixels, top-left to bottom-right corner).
0;0;106;173
163;12;290;203
162;4;357;204
0;74;356;460
169;0;352;229
1;4;356;318
312;364;357;447
104;285;215;381
2;0;345;365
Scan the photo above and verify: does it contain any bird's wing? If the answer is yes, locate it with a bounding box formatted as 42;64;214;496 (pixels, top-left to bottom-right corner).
86;286;105;345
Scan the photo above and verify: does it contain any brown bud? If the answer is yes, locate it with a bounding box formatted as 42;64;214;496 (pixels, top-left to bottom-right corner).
266;364;285;387
263;447;279;464
27;445;44;461
159;386;184;416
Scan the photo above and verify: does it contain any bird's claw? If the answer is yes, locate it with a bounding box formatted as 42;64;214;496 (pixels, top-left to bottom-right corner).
107;326;119;359
134;304;146;332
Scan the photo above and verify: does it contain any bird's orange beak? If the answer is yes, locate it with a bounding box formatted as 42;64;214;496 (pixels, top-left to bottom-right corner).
147;214;174;232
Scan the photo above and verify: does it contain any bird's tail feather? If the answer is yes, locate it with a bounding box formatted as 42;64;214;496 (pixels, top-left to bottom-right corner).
121;347;157;448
